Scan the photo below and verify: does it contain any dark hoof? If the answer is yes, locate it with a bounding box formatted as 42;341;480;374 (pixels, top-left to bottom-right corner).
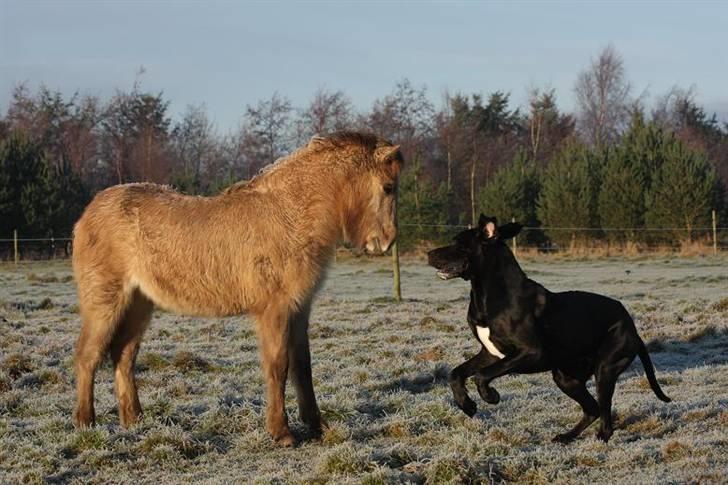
302;414;328;437
552;433;574;444
597;428;612;443
477;385;500;405
456;397;477;417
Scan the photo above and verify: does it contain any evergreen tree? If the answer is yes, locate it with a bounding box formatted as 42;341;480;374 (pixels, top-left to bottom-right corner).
645;138;717;243
397;158;449;249
537;140;600;247
0;133;88;238
478;150;541;243
0;133;46;237
598;145;645;243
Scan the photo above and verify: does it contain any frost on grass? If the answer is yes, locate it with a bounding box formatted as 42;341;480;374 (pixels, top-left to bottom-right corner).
0;256;727;483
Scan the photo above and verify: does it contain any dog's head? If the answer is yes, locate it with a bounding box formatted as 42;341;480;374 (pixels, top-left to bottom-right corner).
427;214;522;280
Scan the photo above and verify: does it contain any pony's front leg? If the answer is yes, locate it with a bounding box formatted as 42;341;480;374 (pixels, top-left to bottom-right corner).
257;304;295;446
288;300;326;436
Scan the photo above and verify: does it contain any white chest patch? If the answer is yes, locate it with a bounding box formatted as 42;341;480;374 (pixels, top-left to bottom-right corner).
476;326;506;359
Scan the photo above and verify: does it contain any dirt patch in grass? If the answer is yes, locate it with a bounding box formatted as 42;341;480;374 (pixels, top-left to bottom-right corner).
1;354;33;379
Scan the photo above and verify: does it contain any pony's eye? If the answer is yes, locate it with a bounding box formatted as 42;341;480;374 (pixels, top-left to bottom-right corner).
383;183;394;195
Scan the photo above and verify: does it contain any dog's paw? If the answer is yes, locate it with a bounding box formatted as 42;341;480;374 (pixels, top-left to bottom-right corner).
477;385;500;405
457;397;477;417
596;428;612;443
552;433;574;444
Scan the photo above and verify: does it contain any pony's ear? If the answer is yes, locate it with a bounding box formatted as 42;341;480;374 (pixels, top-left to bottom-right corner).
308;135;328;148
498;222;523;240
375;144;401;164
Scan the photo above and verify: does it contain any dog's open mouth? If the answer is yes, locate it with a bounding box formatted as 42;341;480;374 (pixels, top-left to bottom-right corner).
427;245;468;281
436;269;462;280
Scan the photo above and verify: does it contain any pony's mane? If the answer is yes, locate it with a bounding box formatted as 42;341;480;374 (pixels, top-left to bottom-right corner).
223;131;395;194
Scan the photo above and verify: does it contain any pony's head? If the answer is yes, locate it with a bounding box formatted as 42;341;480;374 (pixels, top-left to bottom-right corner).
314;133;403;254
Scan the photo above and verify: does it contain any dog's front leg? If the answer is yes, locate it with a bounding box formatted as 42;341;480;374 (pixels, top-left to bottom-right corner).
477;350;546;386
449;351;494;417
474;355;502;405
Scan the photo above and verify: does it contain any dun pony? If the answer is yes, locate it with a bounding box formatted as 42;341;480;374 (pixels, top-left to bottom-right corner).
71;132;403;445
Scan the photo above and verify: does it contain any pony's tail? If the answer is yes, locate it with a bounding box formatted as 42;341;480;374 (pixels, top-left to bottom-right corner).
638;340;671;403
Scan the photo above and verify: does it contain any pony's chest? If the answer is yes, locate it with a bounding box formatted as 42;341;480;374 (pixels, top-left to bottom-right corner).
475;325;506;359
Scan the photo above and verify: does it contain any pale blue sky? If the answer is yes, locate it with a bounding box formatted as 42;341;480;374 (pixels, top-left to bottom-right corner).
1;1;727;132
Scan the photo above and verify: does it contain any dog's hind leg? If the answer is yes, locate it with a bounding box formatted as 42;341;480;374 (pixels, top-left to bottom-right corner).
594;321;639;442
109;289;153;428
551;369;599;444
594;356;632;443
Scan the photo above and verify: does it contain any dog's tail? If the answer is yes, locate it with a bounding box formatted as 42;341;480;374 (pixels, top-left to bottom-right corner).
637;340;671;402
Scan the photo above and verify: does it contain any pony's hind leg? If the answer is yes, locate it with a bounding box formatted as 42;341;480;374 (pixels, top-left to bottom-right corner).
74;281;130;428
110;289;153;428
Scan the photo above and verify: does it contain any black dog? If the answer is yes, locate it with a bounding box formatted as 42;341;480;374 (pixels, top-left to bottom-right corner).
427;214;671;443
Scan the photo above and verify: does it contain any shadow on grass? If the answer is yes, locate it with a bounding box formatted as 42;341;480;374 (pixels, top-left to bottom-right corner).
645;329;728;372
380;363;450;394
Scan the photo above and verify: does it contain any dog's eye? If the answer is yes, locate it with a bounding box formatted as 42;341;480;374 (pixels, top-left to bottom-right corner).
383;183;394;195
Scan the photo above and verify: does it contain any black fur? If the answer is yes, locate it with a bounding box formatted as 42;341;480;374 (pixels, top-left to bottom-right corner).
427;214;671;443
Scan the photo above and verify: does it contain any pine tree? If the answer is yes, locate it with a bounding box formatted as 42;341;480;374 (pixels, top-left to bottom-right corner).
0;133;46;237
537;140;600;247
478;150;541;243
1;133;88;238
645;137;717;243
397;159;449;249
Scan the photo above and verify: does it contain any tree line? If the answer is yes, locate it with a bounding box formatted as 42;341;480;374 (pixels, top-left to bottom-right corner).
1;46;726;250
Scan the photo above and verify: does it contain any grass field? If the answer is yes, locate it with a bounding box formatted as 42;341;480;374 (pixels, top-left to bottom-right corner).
1;255;727;484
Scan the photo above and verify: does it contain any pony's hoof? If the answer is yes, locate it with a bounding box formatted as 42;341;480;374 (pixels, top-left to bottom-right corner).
274;432;297;447
73;409;95;429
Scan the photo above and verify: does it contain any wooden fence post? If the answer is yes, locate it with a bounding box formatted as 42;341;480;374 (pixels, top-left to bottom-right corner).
13;229;19;265
392;239;401;302
713;210;718;255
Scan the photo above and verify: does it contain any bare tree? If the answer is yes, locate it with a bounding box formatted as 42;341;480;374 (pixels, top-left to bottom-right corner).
171;104;217;193
240;93;293;174
294;87;353;143
365;79;435;228
574;45;632;148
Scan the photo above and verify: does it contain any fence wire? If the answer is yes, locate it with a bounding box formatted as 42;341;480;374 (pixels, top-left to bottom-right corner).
2;222;728;262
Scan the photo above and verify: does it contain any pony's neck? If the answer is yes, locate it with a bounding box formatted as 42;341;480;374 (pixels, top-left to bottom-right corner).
247;154;352;254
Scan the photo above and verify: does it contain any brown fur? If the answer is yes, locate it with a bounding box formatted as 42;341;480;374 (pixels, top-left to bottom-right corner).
71;132;402;445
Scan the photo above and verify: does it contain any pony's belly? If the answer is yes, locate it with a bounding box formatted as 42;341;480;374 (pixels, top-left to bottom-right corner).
134;274;250;318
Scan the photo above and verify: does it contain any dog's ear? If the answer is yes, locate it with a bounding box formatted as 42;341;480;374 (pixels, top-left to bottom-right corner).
477;213;489;228
478;214;498;239
498;222;523;240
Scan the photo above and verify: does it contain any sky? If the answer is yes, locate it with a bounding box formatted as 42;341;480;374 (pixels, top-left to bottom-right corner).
1;1;727;133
